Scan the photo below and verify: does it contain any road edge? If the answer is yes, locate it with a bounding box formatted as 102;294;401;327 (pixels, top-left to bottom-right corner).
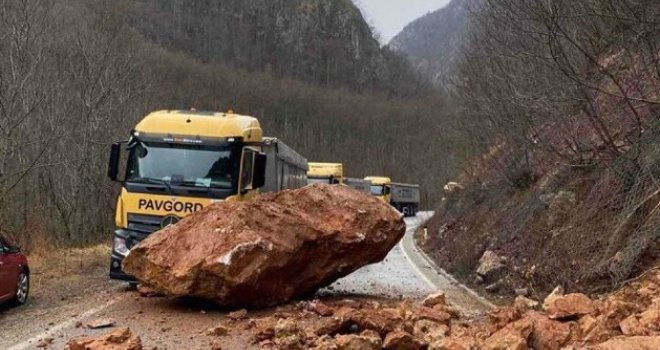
7;296;124;350
400;214;496;310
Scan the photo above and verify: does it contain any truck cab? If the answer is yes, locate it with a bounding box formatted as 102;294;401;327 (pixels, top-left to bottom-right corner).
365;176;420;217
307;163;344;185
107;110;307;281
364;176;392;203
344;178;371;193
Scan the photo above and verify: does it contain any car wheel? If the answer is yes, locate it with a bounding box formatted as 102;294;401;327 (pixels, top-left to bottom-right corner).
12;271;29;306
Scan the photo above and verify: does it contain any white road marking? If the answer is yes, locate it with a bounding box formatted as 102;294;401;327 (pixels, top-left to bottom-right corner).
7;296;124;350
399;212;496;311
399;216;438;290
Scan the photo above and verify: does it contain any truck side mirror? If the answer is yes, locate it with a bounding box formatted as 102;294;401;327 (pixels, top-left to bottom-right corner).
253;152;267;189
108;142;124;182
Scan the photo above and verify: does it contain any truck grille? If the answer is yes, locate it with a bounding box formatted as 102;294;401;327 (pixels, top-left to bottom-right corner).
127;214;164;234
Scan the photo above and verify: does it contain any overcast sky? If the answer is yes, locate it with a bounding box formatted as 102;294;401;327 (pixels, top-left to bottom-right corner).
354;0;452;44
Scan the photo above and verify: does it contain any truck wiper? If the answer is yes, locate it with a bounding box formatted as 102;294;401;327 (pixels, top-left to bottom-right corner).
179;181;214;198
134;178;175;195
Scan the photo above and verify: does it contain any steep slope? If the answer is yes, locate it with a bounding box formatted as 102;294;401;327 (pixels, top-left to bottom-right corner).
389;0;467;86
419;0;660;301
127;0;428;96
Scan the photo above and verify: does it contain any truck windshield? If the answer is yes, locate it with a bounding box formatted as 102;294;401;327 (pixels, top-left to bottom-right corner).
126;142;239;190
370;185;385;196
308;177;330;185
309;177;336;185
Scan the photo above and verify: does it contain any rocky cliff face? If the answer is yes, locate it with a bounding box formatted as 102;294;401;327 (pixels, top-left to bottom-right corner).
389;0;467;87
128;0;427;96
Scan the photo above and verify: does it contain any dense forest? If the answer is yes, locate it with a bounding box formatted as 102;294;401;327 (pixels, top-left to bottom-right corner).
0;0;460;248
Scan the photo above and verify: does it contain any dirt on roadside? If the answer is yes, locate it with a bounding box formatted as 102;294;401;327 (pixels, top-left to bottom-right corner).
25;245;116;307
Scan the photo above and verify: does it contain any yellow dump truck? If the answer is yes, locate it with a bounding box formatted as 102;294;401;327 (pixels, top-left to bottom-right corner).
107;110;308;281
344;177;371;193
307;162;344;185
364;176;420;217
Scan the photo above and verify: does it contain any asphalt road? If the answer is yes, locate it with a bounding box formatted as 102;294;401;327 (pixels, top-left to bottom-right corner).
0;213;492;349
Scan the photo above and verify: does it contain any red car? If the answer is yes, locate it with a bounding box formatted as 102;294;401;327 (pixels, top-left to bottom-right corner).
0;235;29;306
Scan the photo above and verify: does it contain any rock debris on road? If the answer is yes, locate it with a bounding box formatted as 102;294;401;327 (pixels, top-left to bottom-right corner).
1;213;491;350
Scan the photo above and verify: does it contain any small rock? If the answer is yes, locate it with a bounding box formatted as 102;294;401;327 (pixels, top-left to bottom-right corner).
206;325;229;337
274;319;305;350
422;292;447;308
591;335;660;350
413;319;448;344
334;333;381;350
515;288;530;297
578;314;598;335
513;296;539;311
483;318;533;350
313;335;338;350
383;330;425;350
429;336;479;350
86;318;116;329
476;251;506;282
542;286;565;310
525;311;571;350
66;327;142;350
306;301;334;317
228;309;248;321
412;306;452;324
620;309;660;336
137;284;163;298
544;293;594;320
37;337;54;348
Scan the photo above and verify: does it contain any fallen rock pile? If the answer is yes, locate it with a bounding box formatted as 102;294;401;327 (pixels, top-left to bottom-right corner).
208;268;660;349
123;184;405;308
64;268;660;349
245;297;462;350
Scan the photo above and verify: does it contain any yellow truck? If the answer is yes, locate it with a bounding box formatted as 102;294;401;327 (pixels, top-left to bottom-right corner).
106;110;308;281
307;162;344;185
364;176;420;217
344;177;371;193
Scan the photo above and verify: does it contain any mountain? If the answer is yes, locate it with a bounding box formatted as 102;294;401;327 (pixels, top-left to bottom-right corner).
389;0;467;87
127;0;429;96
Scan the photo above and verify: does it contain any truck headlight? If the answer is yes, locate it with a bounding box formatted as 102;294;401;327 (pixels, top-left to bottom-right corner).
113;236;130;256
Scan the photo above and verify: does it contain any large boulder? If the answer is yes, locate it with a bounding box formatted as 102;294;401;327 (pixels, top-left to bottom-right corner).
123;184;405;308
